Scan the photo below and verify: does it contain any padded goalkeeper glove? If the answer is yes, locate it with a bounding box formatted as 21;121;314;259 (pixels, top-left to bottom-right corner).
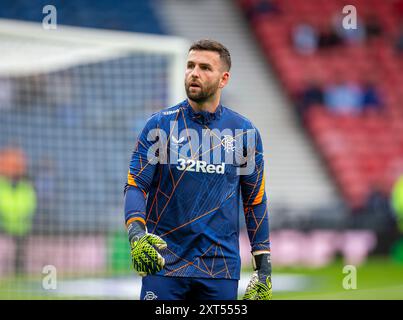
243;252;272;300
127;220;167;276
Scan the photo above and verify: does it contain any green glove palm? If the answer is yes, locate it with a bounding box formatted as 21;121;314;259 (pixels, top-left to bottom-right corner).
243;252;272;300
128;220;167;276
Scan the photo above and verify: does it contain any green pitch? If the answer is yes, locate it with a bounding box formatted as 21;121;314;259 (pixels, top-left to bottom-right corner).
0;257;402;300
272;257;403;300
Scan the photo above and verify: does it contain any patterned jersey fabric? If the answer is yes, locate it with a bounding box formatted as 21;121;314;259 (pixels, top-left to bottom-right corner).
124;99;270;279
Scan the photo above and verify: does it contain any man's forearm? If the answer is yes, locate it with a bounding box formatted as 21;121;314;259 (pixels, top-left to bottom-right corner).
125;187;167;276
243;203;272;301
244;201;270;252
124;185;147;227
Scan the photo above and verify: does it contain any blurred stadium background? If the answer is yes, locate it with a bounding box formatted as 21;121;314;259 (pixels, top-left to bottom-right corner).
0;0;403;299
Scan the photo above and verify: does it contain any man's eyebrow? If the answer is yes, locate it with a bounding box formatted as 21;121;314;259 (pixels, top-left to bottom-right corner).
199;63;213;68
187;60;213;68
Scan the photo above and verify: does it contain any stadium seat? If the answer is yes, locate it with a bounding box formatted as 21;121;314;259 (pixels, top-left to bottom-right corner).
239;0;403;208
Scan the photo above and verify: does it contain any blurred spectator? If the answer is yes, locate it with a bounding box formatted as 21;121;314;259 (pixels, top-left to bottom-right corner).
318;23;343;49
332;12;367;45
364;181;395;222
364;15;384;40
392;174;403;232
324;74;362;114
296;76;324;124
394;23;403;55
361;78;383;113
0;147;37;275
246;0;281;18
292;22;318;55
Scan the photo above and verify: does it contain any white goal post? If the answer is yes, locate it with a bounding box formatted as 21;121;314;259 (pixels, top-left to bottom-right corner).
0;18;189;105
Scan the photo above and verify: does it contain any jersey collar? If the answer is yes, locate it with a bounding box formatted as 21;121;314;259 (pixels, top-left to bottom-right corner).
184;99;223;125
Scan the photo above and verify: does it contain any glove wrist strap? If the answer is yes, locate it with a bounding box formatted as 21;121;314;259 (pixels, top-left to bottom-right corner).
252;251;271;274
127;220;146;243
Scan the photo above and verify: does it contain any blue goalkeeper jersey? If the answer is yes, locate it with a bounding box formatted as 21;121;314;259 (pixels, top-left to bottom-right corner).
124;99;270;280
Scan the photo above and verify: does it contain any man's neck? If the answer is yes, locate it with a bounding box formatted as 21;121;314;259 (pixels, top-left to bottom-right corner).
188;96;221;113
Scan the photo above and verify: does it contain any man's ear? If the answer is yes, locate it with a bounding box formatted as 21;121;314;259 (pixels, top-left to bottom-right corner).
219;72;230;89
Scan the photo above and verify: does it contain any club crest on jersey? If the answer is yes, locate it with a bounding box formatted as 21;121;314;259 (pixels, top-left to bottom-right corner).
221;135;236;153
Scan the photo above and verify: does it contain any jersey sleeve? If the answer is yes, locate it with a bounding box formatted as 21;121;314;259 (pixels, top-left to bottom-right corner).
124;114;160;227
240;126;270;253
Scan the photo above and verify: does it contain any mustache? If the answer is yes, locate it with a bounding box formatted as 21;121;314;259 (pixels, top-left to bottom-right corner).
187;79;202;86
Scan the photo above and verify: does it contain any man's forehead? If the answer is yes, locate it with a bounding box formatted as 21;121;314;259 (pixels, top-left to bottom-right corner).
187;50;221;65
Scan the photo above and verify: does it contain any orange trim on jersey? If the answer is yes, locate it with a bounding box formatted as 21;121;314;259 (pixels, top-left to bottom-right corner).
127;170;137;187
252;172;265;205
127;171;147;197
126;217;145;227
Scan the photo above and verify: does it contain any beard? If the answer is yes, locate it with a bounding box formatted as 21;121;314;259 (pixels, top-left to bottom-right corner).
185;78;220;103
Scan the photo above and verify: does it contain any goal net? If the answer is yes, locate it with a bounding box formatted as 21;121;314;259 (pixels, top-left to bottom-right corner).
0;18;188;299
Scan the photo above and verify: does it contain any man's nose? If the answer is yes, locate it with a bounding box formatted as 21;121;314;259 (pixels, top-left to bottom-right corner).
190;66;200;78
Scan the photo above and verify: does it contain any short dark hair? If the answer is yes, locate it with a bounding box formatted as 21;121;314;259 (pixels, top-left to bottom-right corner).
188;39;231;71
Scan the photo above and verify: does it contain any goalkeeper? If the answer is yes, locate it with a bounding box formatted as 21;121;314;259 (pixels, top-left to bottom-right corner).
124;39;271;300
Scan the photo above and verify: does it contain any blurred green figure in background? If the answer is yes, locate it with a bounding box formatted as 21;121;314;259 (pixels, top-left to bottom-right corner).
0;147;37;275
391;174;403;264
392;174;403;232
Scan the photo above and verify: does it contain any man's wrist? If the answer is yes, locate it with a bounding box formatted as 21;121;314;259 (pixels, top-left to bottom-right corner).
252;251;271;274
127;219;146;243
